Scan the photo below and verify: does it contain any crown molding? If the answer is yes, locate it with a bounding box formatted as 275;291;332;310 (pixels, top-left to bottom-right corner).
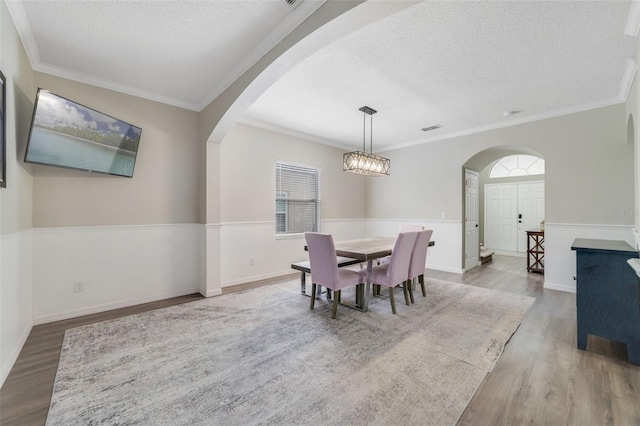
196;0;326;111
619;58;638;101
625;0;640;36
381;97;625;153
5;1;41;66
238;118;354;151
35;62;201;111
7;0;326;113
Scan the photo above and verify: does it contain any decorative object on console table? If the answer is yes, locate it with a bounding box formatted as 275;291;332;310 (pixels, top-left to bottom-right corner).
571;238;640;365
526;229;544;273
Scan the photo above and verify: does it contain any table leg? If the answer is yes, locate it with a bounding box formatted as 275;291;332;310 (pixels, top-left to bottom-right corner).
363;260;373;312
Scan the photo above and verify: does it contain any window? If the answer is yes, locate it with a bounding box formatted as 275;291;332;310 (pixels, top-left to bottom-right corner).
489;155;544;178
275;162;320;235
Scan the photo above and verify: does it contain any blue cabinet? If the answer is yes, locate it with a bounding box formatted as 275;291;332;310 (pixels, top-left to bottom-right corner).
571;238;640;365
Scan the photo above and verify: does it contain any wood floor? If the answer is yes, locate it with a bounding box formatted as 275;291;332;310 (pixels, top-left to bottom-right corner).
1;255;639;425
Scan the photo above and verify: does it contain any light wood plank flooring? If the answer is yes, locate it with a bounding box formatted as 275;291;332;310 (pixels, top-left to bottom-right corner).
1;256;639;425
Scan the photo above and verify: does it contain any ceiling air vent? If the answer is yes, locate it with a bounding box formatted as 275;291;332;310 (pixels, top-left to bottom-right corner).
283;0;302;9
421;124;442;132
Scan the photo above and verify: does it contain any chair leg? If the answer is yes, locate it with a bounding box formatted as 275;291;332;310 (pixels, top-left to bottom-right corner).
331;290;340;319
408;279;415;304
389;287;397;314
402;282;410;306
310;284;316;309
419;275;426;297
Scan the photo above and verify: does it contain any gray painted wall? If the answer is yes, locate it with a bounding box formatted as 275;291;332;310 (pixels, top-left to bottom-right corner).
1;0;35;385
31;73;203;227
219;123;366;223
368;104;633;228
1;0;34;235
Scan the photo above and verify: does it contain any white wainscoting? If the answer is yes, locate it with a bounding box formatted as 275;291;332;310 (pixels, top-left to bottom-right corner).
365;219;464;274
205;224;222;297
32;224;205;324
219;219;367;288
1;229;33;387
544;223;635;293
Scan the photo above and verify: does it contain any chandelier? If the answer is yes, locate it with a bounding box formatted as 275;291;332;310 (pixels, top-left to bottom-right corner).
343;106;390;176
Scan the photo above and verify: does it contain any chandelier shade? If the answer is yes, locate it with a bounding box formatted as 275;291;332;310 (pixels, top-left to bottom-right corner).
344;106;390;176
343;151;391;176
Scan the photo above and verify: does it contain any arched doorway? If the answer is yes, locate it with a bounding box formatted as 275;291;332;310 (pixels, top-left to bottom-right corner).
462;146;545;272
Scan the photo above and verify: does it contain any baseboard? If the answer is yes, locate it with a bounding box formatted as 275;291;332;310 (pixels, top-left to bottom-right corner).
202;288;223;298
544;281;576;294
33;288;201;325
222;269;294;288
490;250;526;258
1;321;32;388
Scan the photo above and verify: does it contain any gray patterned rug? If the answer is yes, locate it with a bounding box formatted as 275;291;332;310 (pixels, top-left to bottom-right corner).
46;278;534;425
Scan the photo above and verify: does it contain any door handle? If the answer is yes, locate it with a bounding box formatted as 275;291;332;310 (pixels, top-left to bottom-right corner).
475;224;479;228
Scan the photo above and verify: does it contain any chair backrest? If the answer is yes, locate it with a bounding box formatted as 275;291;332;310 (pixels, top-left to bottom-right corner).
408;229;434;279
399;224;424;233
387;231;418;285
305;233;339;288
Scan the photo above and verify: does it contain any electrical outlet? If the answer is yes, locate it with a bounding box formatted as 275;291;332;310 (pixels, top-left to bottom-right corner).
249;258;255;266
73;282;84;293
441;211;446;219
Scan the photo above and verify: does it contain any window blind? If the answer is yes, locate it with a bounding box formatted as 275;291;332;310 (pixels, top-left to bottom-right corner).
275;162;320;235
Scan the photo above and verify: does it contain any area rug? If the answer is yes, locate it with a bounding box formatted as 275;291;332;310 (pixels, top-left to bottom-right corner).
46;278;534;425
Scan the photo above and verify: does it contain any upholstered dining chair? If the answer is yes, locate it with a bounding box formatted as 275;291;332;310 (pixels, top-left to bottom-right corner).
406;229;433;303
379;224;424;265
305;233;366;319
375;224;425;294
367;231;418;314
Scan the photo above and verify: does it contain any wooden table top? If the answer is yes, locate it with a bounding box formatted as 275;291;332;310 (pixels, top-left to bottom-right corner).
304;236;435;262
333;237;396;262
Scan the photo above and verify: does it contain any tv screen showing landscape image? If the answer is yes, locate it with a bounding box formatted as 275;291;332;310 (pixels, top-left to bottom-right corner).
25;89;142;177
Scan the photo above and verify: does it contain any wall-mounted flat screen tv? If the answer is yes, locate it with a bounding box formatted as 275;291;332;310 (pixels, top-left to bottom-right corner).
24;89;142;178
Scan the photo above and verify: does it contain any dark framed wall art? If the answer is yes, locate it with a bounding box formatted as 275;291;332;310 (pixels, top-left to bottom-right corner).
0;70;6;188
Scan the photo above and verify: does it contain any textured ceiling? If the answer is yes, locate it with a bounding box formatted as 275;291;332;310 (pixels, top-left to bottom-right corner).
7;1;639;151
243;1;638;151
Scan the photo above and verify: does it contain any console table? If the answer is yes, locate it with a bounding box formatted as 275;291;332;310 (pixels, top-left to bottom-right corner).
526;229;544;273
571;238;640;365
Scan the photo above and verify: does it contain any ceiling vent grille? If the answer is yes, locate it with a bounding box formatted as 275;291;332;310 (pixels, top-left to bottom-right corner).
421;124;442;132
283;0;302;9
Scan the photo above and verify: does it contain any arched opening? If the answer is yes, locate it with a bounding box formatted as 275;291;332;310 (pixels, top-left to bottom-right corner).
462;146;545;272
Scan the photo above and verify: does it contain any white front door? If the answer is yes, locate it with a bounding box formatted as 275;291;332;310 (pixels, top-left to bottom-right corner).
484;183;518;252
517;182;545;252
465;169;480;271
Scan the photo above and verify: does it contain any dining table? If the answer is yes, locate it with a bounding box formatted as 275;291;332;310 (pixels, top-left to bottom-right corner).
307;236;435;312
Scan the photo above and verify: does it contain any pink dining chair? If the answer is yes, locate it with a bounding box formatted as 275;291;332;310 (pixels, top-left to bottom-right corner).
368;231;418;314
375;224;425;295
305;233;366;319
406;229;433;303
378;224;424;266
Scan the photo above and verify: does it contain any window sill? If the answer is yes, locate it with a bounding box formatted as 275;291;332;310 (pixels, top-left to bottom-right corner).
275;233;305;240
